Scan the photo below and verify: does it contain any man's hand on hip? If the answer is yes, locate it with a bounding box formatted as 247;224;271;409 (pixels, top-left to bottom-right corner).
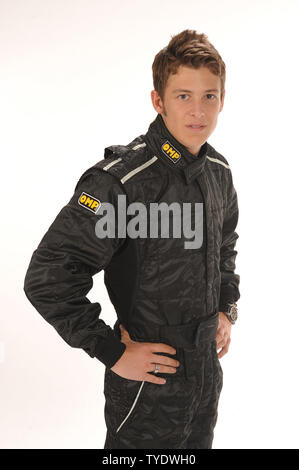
110;324;180;385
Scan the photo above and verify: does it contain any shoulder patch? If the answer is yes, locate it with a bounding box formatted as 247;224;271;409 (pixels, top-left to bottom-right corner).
78;192;101;213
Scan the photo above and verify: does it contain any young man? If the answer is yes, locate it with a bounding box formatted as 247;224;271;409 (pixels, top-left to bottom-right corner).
24;30;240;449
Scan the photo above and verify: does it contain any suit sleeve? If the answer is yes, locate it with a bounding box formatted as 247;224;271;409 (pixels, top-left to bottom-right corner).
23;169;127;369
218;169;241;312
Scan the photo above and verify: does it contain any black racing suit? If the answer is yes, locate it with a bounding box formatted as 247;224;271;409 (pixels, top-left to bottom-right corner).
24;113;240;449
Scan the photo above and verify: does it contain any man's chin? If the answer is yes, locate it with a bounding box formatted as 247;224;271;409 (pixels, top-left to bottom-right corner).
180;137;206;153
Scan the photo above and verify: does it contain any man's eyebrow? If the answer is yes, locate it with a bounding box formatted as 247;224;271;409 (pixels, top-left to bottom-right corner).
172;88;220;94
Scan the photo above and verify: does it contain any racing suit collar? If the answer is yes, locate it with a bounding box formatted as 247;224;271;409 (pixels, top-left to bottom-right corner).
144;113;208;184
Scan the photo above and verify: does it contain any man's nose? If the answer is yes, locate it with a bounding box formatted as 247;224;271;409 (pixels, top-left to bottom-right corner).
190;100;205;118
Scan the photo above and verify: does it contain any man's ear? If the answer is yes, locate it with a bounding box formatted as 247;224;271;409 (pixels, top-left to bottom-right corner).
151;90;164;114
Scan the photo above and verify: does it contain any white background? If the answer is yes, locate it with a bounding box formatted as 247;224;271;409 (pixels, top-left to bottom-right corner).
1;0;299;449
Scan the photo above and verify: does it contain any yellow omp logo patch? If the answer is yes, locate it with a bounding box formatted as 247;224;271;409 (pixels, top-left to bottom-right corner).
78;192;101;213
161;140;181;164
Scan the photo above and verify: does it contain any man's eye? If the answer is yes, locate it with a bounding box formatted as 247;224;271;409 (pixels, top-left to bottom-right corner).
206;94;216;100
178;94;189;100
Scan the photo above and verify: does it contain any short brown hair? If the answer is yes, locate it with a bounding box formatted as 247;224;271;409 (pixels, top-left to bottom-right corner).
152;29;226;102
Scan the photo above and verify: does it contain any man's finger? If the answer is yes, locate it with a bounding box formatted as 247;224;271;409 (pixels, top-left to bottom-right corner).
145;373;167;385
217;339;226;350
216;332;227;349
217;340;230;359
150;354;180;368
218;347;227;359
150;343;177;355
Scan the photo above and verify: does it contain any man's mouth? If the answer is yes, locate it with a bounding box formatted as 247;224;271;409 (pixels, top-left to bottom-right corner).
187;124;207;130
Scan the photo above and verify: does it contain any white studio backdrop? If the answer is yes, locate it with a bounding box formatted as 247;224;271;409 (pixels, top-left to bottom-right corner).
1;0;298;449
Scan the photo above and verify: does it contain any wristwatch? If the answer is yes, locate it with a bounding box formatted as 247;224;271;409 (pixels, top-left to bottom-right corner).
222;303;238;325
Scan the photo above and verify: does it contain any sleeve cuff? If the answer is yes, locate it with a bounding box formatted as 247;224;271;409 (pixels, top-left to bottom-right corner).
94;331;126;369
218;297;236;313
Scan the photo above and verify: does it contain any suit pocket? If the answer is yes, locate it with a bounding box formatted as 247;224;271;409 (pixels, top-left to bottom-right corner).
104;368;147;436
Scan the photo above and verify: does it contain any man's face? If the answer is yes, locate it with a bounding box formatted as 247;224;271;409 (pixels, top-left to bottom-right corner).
151;65;225;156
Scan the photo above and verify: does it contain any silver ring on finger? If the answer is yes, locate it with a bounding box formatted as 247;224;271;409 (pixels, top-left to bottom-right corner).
154;363;159;374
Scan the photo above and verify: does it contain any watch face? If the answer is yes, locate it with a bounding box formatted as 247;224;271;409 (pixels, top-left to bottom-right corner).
231;310;238;322
228;303;238;322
